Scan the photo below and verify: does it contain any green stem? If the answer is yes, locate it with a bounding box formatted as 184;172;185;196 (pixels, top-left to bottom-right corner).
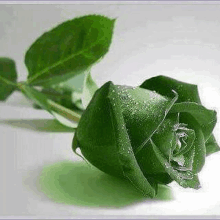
40;90;70;99
47;99;81;122
17;82;81;123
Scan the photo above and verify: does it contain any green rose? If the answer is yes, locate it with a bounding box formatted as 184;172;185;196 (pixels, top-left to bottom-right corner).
72;75;219;198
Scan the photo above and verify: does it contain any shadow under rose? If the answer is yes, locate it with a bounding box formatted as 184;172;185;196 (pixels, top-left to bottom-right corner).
35;161;173;207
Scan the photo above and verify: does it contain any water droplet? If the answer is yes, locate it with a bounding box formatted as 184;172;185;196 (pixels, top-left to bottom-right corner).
179;181;187;187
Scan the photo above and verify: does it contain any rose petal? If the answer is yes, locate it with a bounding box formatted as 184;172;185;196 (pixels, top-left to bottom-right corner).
75;82;125;177
180;113;206;174
170;102;217;141
173;128;195;157
140;75;201;104
205;134;220;156
108;83;157;197
117;87;178;155
151;113;178;159
75;81;156;197
150;139;201;189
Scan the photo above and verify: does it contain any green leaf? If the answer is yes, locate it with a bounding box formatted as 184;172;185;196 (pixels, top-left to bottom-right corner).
20;84;79;128
63;71;98;109
71;91;84;110
57;72;86;92
0;57;17;100
82;72;99;108
140;75;201;104
38;71;98;111
38;72;88;111
205;134;220;156
170;102;217;141
26;15;115;86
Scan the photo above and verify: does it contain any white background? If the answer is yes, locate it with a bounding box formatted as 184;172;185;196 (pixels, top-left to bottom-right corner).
0;1;220;218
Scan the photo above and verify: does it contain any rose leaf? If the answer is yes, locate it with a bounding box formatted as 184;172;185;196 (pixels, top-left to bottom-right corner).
25;15;115;86
0;57;17;101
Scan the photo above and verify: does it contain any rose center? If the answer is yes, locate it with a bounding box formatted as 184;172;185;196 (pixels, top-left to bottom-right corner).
173;123;189;156
169;119;196;173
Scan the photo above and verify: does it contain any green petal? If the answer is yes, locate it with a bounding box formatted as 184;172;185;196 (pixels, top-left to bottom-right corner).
205;134;220;156
135;140;167;175
173;128;195;157
170;102;217;141
140;75;201;104
146;173;173;185
151;113;179;159
108;84;156;197
72;133;88;162
184;174;201;189
115;85;178;154
150;139;201;189
75;82;124;177
180;113;206;174
75;81;156;197
182;146;195;171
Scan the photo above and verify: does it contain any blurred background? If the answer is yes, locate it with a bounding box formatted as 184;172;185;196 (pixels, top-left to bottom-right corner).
1;2;220;217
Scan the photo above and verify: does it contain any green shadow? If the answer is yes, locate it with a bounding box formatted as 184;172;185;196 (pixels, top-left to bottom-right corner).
0;119;75;132
38;161;173;207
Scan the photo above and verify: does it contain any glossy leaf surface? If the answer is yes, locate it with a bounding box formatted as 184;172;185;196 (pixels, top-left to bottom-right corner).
26;15;115;86
0;58;17;100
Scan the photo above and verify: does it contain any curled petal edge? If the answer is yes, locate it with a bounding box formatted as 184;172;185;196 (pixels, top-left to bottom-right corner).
135;90;178;155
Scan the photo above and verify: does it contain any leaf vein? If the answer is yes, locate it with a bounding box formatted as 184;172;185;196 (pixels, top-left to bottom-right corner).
27;35;106;84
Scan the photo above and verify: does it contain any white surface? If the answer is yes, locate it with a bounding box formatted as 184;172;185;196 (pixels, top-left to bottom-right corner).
1;2;220;218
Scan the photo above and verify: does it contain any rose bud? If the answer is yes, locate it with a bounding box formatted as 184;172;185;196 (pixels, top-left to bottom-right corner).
72;75;219;198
